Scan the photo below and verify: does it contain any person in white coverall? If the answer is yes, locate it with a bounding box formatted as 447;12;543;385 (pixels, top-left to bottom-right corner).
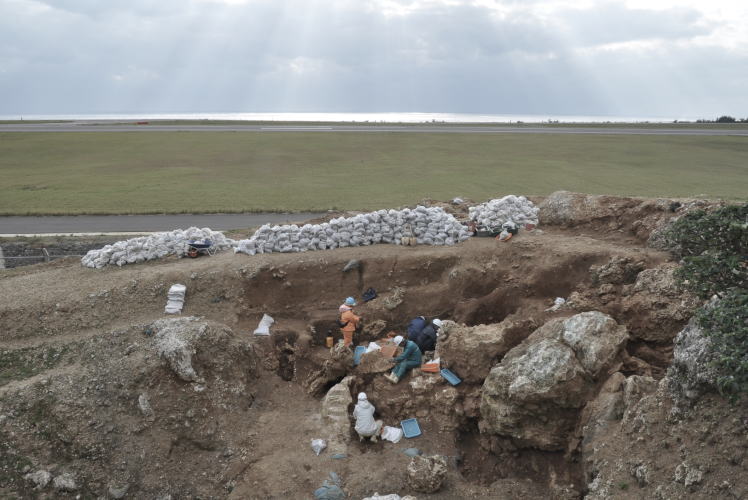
353;392;383;442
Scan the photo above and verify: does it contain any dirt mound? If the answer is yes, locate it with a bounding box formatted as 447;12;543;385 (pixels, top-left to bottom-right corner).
1;194;744;499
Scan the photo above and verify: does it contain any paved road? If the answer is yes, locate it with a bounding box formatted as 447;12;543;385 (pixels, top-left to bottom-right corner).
0;212;326;235
2;122;748;136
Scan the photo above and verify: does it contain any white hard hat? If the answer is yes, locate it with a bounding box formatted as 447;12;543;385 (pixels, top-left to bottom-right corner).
432;318;443;328
393;335;404;346
357;392;367;401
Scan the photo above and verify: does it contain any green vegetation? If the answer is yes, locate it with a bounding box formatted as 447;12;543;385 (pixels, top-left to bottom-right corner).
664;204;748;396
0;131;746;215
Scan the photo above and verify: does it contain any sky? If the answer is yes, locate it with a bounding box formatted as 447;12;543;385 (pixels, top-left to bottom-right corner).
1;0;746;118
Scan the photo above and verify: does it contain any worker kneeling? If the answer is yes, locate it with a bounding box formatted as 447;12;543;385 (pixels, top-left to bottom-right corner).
385;335;422;384
353;392;383;442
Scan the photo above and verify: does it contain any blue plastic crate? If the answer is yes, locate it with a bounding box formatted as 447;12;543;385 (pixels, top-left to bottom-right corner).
440;368;462;386
400;418;422;438
353;346;366;366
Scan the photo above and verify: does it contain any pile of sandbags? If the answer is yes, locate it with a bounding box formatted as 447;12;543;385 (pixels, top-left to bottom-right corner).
234;206;471;256
81;227;235;268
468;195;539;229
164;284;186;314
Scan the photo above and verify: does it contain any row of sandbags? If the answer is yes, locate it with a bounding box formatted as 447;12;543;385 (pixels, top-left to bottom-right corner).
468;195;539;229
80;227;236;269
234;206;472;256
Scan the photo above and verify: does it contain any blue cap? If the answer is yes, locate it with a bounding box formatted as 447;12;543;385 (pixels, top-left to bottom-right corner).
345;297;356;306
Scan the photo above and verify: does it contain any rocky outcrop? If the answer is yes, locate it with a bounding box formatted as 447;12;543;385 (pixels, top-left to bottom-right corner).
538;191;719;243
438;318;533;384
480;312;629;450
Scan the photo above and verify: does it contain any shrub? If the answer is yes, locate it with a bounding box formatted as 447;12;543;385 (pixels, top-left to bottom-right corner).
663;203;748;396
696;291;748;396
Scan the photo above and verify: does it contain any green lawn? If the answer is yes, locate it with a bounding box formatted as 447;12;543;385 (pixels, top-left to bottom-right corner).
0;131;746;214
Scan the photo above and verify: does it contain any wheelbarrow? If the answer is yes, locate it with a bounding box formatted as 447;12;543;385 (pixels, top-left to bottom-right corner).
186;239;216;258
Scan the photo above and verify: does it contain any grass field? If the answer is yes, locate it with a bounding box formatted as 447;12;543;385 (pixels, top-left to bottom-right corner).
0;131;746;215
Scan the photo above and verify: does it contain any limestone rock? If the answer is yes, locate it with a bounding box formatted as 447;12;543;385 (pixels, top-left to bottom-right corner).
438;318;530;383
480;312;629;450
152;317;207;382
53;472;78;491
407;454;448;493
305;343;354;396
25;470;51;489
321;376;353;456
667;315;719;405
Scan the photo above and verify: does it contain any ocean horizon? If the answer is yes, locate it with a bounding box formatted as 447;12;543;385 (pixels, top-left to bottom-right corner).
0;111;698;123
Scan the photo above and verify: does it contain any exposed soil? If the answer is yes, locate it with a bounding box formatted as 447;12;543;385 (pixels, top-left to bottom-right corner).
0;194;744;499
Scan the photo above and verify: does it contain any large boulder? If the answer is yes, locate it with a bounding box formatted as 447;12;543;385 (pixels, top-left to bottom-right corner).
480;312;628;450
438;318;532;383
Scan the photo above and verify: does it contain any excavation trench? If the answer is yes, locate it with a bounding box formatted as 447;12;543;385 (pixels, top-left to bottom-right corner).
235;238;677;497
1;227;692;499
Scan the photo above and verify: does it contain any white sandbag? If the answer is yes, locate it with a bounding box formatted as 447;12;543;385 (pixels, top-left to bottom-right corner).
469;195;539;229
253;314;274;336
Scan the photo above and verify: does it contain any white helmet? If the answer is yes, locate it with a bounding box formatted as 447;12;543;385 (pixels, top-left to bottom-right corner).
432;318;443;328
357;392;367;401
393;335;404;346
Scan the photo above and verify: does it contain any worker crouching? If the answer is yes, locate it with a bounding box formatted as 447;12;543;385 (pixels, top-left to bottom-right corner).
338;297;361;348
385;335;422;384
353;392;383;442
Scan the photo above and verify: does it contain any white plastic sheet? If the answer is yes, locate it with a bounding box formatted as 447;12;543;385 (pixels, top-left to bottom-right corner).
253;314;275;336
381;426;403;443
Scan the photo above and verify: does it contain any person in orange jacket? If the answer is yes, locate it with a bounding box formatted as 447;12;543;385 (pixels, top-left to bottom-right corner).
339;296;361;347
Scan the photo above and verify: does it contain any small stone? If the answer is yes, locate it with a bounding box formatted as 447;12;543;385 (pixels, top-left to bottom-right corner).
108;483;129;499
53;473;78;491
25;470;51;489
342;259;360;272
138;394;154;418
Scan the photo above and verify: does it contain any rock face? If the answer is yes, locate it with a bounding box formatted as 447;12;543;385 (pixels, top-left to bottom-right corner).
321;376;354;456
305;342;354;396
480;311;628;450
407;454;448;493
667;315;718;405
438;318;531;384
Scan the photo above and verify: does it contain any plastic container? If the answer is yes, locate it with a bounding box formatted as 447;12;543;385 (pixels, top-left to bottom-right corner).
353;346;366;366
325;336;334;348
400;418;422;438
440;368;462;386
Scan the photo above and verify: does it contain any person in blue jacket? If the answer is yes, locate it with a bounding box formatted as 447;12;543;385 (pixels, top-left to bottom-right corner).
384;335;422;384
414;318;442;354
406;316;427;341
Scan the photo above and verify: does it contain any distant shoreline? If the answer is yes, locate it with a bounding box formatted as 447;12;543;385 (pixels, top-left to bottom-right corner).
0;111;701;124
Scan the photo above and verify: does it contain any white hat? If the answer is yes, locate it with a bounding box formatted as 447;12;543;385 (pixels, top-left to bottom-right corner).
393;335;404;346
432;318;443;328
357;392;367;401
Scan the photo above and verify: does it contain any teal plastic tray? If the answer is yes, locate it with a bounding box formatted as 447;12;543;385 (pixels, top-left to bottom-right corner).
440;368;462;386
400;418;421;438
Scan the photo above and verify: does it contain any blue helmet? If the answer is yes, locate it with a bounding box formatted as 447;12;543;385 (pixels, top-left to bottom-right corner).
345;297;357;306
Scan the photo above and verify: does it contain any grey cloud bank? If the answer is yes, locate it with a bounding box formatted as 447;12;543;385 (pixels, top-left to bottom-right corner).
1;0;746;117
